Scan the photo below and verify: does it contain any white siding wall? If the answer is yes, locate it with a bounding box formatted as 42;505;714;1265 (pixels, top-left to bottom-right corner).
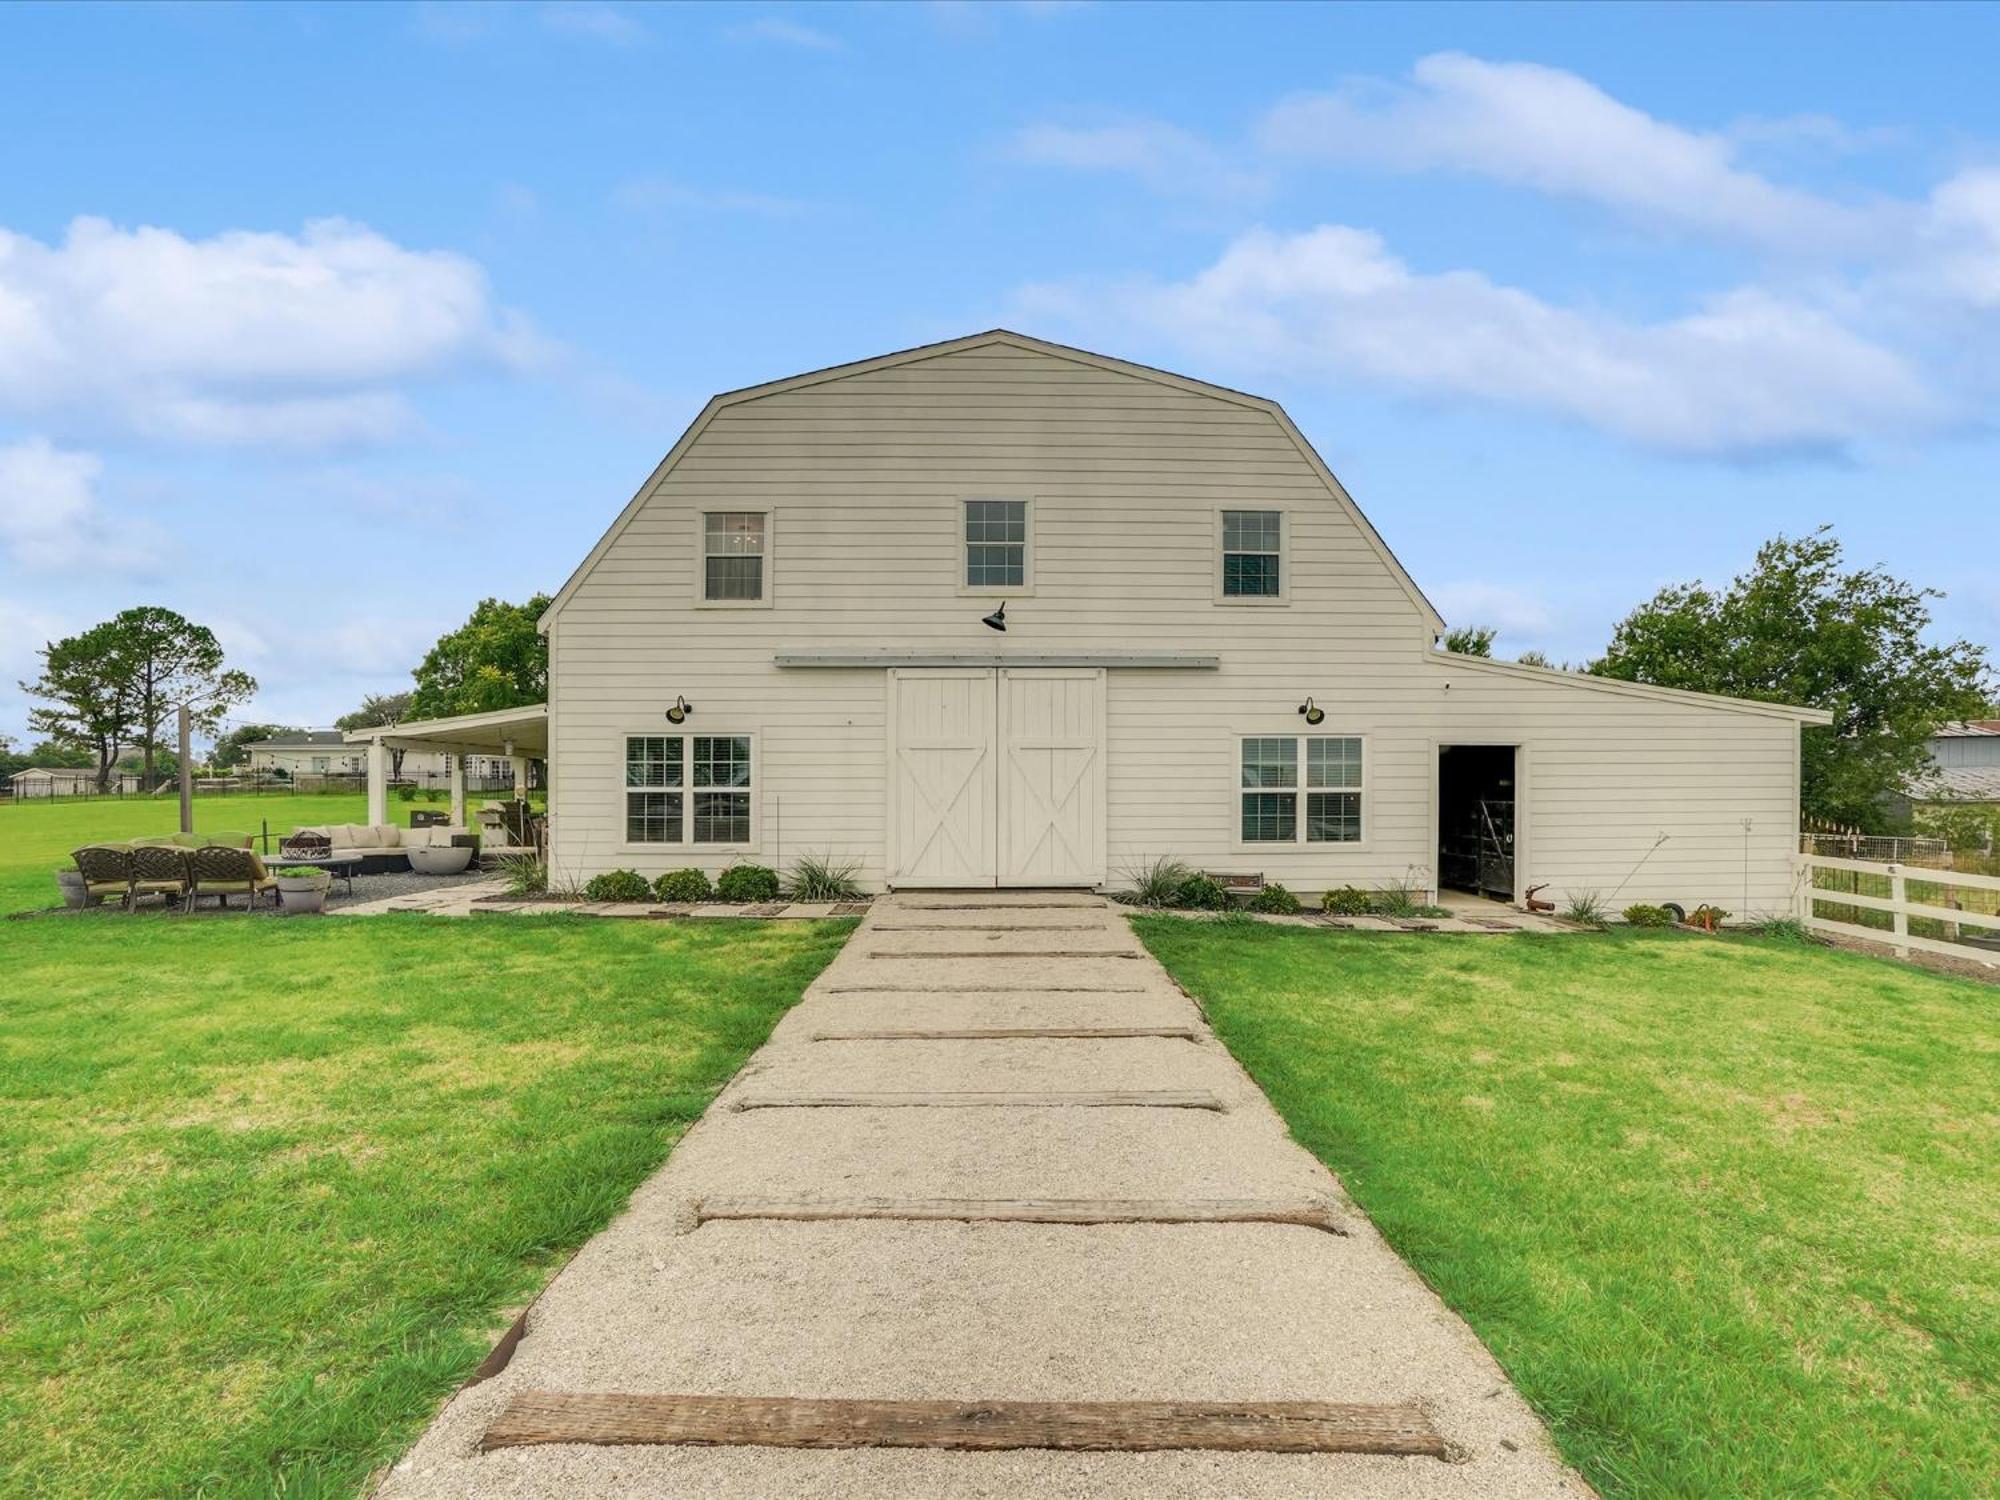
549;341;1807;915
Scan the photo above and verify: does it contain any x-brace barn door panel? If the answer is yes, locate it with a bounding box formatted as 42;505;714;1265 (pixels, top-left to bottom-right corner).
999;668;1105;888
886;670;998;888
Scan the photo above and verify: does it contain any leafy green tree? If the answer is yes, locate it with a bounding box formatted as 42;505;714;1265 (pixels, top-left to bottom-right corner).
1441;624;1496;656
1592;528;1992;828
22;623;140;790
410;596;550;719
210;723;291;771
103;606;256;791
0;733;22;780
26;740;94;768
337;691;416;778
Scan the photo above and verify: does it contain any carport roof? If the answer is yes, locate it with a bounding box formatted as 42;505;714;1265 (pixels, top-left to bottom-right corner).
341;703;547;757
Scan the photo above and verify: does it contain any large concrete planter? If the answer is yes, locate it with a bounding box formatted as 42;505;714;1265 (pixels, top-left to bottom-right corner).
56;869;96;909
276;873;331;915
407;844;475;876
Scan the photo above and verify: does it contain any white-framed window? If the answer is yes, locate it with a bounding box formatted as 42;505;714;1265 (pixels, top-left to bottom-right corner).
311;756;330;773
1239;734;1364;844
1220;509;1283;599
962;498;1029;590
624;733;755;845
702;512;767;603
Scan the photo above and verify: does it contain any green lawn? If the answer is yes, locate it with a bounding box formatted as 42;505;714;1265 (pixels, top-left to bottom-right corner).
0;913;853;1498
1133;919;1997;1499
0;792;542;917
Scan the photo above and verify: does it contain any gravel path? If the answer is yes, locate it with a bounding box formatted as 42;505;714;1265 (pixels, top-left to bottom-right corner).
375;894;1592;1499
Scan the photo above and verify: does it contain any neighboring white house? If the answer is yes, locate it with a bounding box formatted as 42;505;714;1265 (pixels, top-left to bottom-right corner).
248;731;510;783
379;331;1833;912
9;767;142;797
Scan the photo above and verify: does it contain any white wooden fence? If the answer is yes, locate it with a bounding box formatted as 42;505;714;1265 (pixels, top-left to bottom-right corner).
1793;852;2000;966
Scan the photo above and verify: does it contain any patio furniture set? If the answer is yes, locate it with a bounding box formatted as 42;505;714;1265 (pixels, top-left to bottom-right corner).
68;839;296;913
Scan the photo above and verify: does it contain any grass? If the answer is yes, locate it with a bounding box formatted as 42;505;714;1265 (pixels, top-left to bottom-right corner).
0;912;853;1497
1132;918;1997;1499
0;792;543;917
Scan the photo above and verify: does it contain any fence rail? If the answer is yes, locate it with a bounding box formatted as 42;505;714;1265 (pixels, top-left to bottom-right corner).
1793;852;2000;967
2;769;519;806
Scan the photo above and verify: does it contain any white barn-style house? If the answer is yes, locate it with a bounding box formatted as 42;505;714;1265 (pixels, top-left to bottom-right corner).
367;331;1831;912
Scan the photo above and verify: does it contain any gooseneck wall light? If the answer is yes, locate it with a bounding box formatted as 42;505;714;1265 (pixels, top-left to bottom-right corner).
1298;697;1325;725
665;695;693;724
981;602;1008;632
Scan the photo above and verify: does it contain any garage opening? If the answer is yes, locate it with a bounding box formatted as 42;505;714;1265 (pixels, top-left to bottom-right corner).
1438;745;1516;902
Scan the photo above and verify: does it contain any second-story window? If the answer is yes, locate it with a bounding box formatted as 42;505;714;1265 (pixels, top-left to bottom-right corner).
964;499;1027;589
704;512;766;601
1222;509;1282;597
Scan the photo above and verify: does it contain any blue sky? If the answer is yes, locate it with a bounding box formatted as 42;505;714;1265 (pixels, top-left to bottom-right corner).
2;0;1997;745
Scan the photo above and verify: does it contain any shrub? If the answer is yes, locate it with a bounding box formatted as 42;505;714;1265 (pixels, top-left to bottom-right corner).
1689;904;1731;931
1622;903;1673;927
583;869;651;902
1121;855;1194;908
1758;916;1815;944
1247;883;1301;915
1173;872;1232;911
395;783;417;802
1369;881;1419;918
716;864;781;903
502;857;547;896
274;866;329;880
786;852;864;902
653;868;712;903
1321;885;1371;916
1562;889;1608;927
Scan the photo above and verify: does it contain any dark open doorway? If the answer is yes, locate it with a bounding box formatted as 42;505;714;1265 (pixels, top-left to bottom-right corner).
1438;745;1517;902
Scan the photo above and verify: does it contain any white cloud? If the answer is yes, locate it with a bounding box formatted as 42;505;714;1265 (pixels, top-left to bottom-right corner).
0;438;164;573
0;216;537;447
727;16;844;52
1259;53;1879;254
1918;168;2000;310
1020;224;1941;458
538;2;647;45
1430;581;1555;638
1007;120;1269;203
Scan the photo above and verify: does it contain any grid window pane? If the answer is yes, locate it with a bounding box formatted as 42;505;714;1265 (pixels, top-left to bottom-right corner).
703;513;765;599
704;555;763;600
693;792;751;844
1222;509;1281;597
625;736;682;788
626;791;682;843
1306;737;1362;789
1241;792;1297;842
693;736;751;788
1222;554;1280;597
1240;737;1297;789
1307;791;1362;843
964;500;1026;587
1222;510;1281;553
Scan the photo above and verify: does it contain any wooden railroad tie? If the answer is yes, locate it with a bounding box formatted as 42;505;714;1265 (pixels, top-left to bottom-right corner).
730;1089;1225;1111
810;1025;1199;1042
694;1195;1350;1235
480;1392;1447;1457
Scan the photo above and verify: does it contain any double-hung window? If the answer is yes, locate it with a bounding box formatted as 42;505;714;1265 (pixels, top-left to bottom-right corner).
963;499;1027;589
626;734;755;844
1221;509;1282;598
703;512;766;602
1239;735;1363;843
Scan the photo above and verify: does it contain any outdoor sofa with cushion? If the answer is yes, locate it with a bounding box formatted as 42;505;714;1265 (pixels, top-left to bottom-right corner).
288;824;475;873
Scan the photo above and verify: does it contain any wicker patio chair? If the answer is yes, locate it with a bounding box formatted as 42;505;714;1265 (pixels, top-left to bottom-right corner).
70;845;133;908
184;845;276;912
127;844;190;910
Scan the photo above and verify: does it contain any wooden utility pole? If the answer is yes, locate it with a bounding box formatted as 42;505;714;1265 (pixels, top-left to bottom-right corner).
178;703;193;833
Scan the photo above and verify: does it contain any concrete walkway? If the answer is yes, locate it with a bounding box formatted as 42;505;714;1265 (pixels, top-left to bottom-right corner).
376;893;1590;1499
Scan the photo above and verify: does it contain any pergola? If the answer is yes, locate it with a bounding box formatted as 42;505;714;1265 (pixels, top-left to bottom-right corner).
342;703;548;830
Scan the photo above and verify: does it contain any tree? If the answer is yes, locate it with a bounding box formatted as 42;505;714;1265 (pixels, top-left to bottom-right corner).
1441;625;1496;657
410;595;550;719
1517;650;1553;668
102;606;256;791
210;723;291;771
1591;528;1992;828
337;691;416;779
0;734;22;780
22;623;140;791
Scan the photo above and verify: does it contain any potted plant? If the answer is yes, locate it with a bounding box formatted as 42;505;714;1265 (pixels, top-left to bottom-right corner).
274;866;333;915
55;866;94;908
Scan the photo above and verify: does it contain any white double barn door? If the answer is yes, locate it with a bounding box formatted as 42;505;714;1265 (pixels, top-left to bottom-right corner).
887;668;1106;888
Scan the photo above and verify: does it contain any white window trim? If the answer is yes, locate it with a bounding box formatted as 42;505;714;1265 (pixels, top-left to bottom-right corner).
692;509;775;610
956;495;1036;597
1229;729;1370;853
617;728;762;855
1214;507;1290;606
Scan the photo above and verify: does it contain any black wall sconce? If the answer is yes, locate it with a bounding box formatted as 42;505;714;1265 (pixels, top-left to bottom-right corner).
1298;697;1325;725
665;695;693;724
981;602;1007;632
